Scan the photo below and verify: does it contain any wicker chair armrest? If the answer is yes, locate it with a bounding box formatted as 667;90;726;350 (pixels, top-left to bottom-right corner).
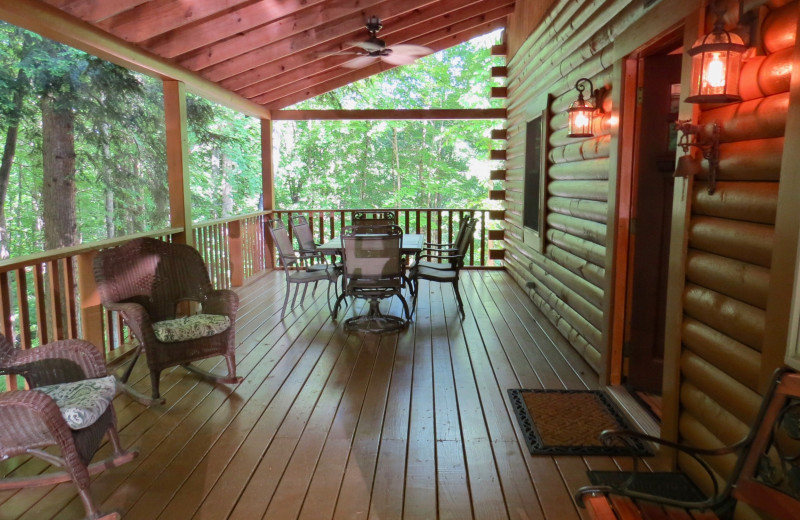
204;289;240;316
104;301;157;345
575;429;747;510
7;339;108;381
0;389;72;449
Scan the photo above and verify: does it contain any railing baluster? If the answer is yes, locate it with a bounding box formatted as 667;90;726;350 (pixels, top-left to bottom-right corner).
16;268;31;350
63;256;78;339
47;259;64;341
33;263;48;345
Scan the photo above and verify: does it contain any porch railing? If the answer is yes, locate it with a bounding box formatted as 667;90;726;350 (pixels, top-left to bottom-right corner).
272;208;502;269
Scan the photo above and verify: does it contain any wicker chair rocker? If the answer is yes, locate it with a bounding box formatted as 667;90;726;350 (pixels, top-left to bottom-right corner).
93;237;242;406
0;334;137;519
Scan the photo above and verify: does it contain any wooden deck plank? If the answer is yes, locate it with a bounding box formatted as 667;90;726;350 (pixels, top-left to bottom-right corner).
0;270;662;520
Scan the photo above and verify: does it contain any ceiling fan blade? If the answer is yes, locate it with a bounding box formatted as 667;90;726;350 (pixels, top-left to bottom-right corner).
349;41;384;52
381;53;418;66
342;55;380;68
386;44;432;56
315;51;364;57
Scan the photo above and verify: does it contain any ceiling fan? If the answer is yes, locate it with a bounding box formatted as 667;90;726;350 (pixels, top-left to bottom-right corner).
331;16;432;69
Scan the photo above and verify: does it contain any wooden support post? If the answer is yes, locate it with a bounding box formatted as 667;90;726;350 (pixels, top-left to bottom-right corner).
261;118;275;268
229;220;243;287
77;251;105;356
164;80;192;246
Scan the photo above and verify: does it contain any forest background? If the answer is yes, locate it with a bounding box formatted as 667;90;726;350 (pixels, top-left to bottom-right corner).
0;22;502;261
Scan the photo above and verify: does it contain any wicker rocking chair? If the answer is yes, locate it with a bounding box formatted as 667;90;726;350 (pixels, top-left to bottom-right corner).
94;237;242;406
0;334;138;519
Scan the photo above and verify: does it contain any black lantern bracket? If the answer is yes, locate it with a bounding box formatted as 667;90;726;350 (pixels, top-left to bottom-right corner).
675;120;721;194
573;78;606;114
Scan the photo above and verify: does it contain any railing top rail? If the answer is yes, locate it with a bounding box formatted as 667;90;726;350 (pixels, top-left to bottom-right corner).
0;227;184;272
274;208;487;213
193;210;274;228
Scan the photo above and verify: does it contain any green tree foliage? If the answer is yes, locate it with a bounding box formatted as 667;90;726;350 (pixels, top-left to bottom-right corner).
274;31;504;211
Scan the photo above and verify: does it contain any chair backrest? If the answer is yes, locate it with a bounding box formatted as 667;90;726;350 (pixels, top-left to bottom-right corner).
453;217;478;267
94;237;213;322
727;368;800;519
352;211;396;227
290;214;317;253
266;219;298;268
342;224;403;284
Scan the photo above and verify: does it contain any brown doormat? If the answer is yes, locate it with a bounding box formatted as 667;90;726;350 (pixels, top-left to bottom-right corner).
507;389;652;456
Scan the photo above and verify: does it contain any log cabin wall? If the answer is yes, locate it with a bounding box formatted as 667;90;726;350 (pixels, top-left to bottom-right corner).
675;4;794;515
505;1;796;515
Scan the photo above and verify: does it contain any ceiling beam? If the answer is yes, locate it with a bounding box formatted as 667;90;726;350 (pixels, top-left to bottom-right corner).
178;0;436;73
96;0;257;44
144;0;329;58
265;18;506;110
271;109;506;120
0;0;270;119
41;0;148;23
250;3;512;104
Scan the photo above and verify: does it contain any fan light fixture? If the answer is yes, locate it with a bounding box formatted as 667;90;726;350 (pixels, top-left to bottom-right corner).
567;78;602;138
685;1;747;104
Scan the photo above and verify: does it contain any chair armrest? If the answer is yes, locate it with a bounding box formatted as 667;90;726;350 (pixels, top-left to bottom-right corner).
575;429;746;510
0;389;72;449
103;301;157;345
204;289;239;317
423;241;456;248
6;339;109;382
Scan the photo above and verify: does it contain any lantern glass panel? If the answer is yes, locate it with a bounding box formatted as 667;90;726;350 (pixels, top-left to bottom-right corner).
567;102;593;138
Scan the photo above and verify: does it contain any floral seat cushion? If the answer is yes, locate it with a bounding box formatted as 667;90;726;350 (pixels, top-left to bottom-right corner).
36;375;117;430
152;314;231;343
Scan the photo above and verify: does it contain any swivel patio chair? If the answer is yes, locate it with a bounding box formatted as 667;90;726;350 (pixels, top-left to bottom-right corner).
268;218;340;319
352;210;396;227
0;334;138;519
93;237;242;405
332;224;411;333
410;217;477;318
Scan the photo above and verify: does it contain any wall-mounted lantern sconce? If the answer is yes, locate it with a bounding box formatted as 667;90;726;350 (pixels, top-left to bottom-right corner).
674;120;721;194
685;2;747;103
567;78;603;138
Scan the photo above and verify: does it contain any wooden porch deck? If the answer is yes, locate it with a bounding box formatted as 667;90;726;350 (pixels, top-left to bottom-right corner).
0;269;657;520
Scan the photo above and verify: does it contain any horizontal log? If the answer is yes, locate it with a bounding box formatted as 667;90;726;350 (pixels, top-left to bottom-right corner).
490;149;507;160
491;87;508;98
547;213;607;245
548;180;609;201
530;289;602;373
490;129;508;139
547;197;608;224
549;115;612;148
682;316;761;391
715;138;784;182
488;249;505;260
548;157;610;181
680;349;763;425
528;260;603;329
491;66;508;77
683;283;765;352
688;216;773;268
546;244;606;288
739;47;793;100
692;181;778;225
677;451;727;507
763;1;797;53
488;210;505;220
530;285;602;358
549;135;611;164
489;189;506;200
680;381;751;446
270;109;509;120
547;229;606;268
489;169;507;180
678;413;739;484
701;92;788;143
488;229;504;241
531;251;604;308
686;249;770;309
491;44;506;56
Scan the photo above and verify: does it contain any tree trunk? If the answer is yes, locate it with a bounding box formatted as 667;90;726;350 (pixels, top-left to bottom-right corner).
0;70;26;258
41;94;77;250
100;123;115;239
393;127;400;209
222;153;233;217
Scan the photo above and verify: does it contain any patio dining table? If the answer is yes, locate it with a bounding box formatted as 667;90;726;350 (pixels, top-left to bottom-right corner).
316;233;424;256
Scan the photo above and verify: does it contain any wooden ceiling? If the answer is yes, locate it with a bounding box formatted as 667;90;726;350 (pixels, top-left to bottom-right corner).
35;0;514;111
